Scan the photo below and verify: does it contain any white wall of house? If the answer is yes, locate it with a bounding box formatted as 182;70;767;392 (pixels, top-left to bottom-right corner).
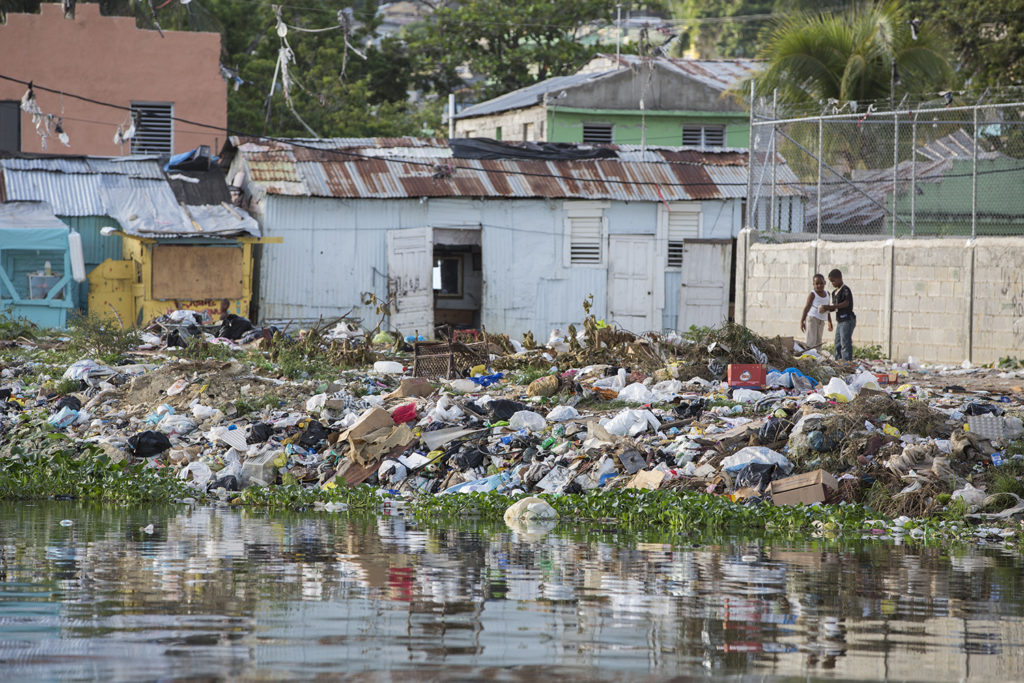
254;194;744;338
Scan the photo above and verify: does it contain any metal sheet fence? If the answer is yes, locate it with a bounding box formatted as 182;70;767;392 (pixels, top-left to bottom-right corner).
748;97;1024;238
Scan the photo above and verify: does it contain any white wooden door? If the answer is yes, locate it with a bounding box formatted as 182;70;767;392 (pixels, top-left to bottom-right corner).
678;240;731;330
387;227;433;336
607;235;656;333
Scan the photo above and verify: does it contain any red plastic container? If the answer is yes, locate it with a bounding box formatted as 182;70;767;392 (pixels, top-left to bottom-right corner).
727;364;766;388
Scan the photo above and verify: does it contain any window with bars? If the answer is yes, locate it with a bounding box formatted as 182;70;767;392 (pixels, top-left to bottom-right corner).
130;102;173;155
665;205;700;268
582;123;613;144
564;204;607;266
682;124;725;148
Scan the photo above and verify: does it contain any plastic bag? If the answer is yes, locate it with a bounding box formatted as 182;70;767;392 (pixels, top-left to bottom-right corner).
766;370;792;388
179;461;213;490
721;446;792;473
373;360;404;374
618;382;654;404
732;388;765;403
509;410;547;432
601;408;661;437
650;379;683;402
48;405;79;429
62;359;114;382
951;482;987;507
733;462;782;494
127;430;171;458
427;396;464;423
849;370;881;392
158;414;197;437
546;405;580;422
823;377;855;402
190;403;223;422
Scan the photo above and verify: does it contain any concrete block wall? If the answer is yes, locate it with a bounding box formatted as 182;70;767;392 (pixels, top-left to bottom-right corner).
972;239;1024;363
737;232;1024;364
890;240;970;363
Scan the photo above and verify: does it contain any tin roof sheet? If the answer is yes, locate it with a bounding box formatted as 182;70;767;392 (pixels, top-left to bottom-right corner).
454;55;761;119
0;155;259;237
232;137;801;201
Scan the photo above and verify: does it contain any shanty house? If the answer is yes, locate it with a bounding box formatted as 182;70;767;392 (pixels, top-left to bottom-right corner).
225;136;804;338
451;54;759;147
0;150;264;327
0;201;84;327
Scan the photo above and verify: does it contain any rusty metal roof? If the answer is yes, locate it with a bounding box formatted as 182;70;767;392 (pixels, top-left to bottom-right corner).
231;137;802;201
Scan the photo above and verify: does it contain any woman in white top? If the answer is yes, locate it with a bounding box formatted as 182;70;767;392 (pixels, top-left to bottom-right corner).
800;273;833;350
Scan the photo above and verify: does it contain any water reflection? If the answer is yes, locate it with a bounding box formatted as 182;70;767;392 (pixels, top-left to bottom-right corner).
2;501;1024;681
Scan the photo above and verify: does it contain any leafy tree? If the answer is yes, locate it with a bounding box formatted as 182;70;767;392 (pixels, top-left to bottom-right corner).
905;0;1024;93
748;1;953;111
405;0;623;100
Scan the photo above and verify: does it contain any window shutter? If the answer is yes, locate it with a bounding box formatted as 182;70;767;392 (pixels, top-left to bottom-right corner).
569;215;603;264
130;102;173;155
682;125;703;146
666;207;700;268
705;126;725;147
582;123;613;144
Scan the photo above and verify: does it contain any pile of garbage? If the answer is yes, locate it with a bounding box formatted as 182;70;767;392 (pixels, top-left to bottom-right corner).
2;312;1023;529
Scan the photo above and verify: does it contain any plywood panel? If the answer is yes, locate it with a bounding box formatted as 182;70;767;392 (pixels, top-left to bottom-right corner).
151;245;243;300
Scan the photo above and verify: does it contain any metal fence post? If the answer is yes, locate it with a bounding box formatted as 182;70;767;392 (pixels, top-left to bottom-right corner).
816;116;823;239
910;109;918;236
891;105;899;237
746;81;755;230
971;106;979;239
770;90;777;233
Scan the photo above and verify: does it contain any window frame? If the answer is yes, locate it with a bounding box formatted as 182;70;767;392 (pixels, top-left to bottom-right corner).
658;202;702;270
682;124;726;148
563;201;609;268
130;101;174;156
582;123;614;144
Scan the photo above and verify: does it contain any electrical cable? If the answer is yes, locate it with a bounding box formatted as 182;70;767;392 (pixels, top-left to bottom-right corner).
2;72;1024;190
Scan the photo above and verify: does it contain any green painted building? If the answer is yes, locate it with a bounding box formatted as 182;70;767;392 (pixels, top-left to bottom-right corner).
452;54;759;149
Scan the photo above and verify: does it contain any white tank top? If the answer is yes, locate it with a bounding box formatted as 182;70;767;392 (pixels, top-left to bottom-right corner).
807;290;829;321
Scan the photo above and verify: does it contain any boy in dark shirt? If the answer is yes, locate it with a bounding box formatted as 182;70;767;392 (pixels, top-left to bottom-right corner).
820;268;855;360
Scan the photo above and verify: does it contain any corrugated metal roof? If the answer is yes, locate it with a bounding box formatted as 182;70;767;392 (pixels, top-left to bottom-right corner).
231;136;803;201
0;155;259;237
454;55;761;120
811;130;1003;228
0;201;68;229
595;54;760;91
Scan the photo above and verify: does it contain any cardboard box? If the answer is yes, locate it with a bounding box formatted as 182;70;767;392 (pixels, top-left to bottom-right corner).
728;363;766;388
873;372;897;385
769;469;838;506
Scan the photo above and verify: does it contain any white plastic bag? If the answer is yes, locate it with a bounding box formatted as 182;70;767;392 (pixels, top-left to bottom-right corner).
766;370;792;388
720;446;793;473
427;396;464;423
650;379;683;402
823;377;855;402
618;382;654;404
305;393;328;412
190;403;223;422
601;408;661;437
509;410;547;432
373;360;404;374
546;405;580;422
732;388;765;403
849;370;881;392
158;414;197;437
951;482;987;507
179;461;213;489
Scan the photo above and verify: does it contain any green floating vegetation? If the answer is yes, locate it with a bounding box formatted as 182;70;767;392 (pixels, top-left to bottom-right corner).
0;449;196;505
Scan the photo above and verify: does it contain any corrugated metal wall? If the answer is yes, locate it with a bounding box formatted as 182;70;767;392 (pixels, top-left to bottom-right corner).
59;215;123;312
259;195;738;337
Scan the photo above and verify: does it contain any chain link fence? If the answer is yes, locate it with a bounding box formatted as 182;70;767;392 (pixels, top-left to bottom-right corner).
747;96;1024;238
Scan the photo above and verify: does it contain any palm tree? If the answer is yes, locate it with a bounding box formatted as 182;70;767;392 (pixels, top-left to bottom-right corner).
749;1;953;112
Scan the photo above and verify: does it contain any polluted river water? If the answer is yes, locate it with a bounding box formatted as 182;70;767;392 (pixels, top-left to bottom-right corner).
2;501;1024;681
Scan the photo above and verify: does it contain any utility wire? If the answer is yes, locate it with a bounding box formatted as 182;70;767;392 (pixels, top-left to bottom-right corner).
3;72;1024;190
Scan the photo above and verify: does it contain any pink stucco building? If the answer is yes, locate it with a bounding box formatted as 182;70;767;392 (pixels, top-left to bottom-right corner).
0;3;226;156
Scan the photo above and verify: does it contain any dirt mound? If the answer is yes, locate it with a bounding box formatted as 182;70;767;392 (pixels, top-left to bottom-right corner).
123;360;306;410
